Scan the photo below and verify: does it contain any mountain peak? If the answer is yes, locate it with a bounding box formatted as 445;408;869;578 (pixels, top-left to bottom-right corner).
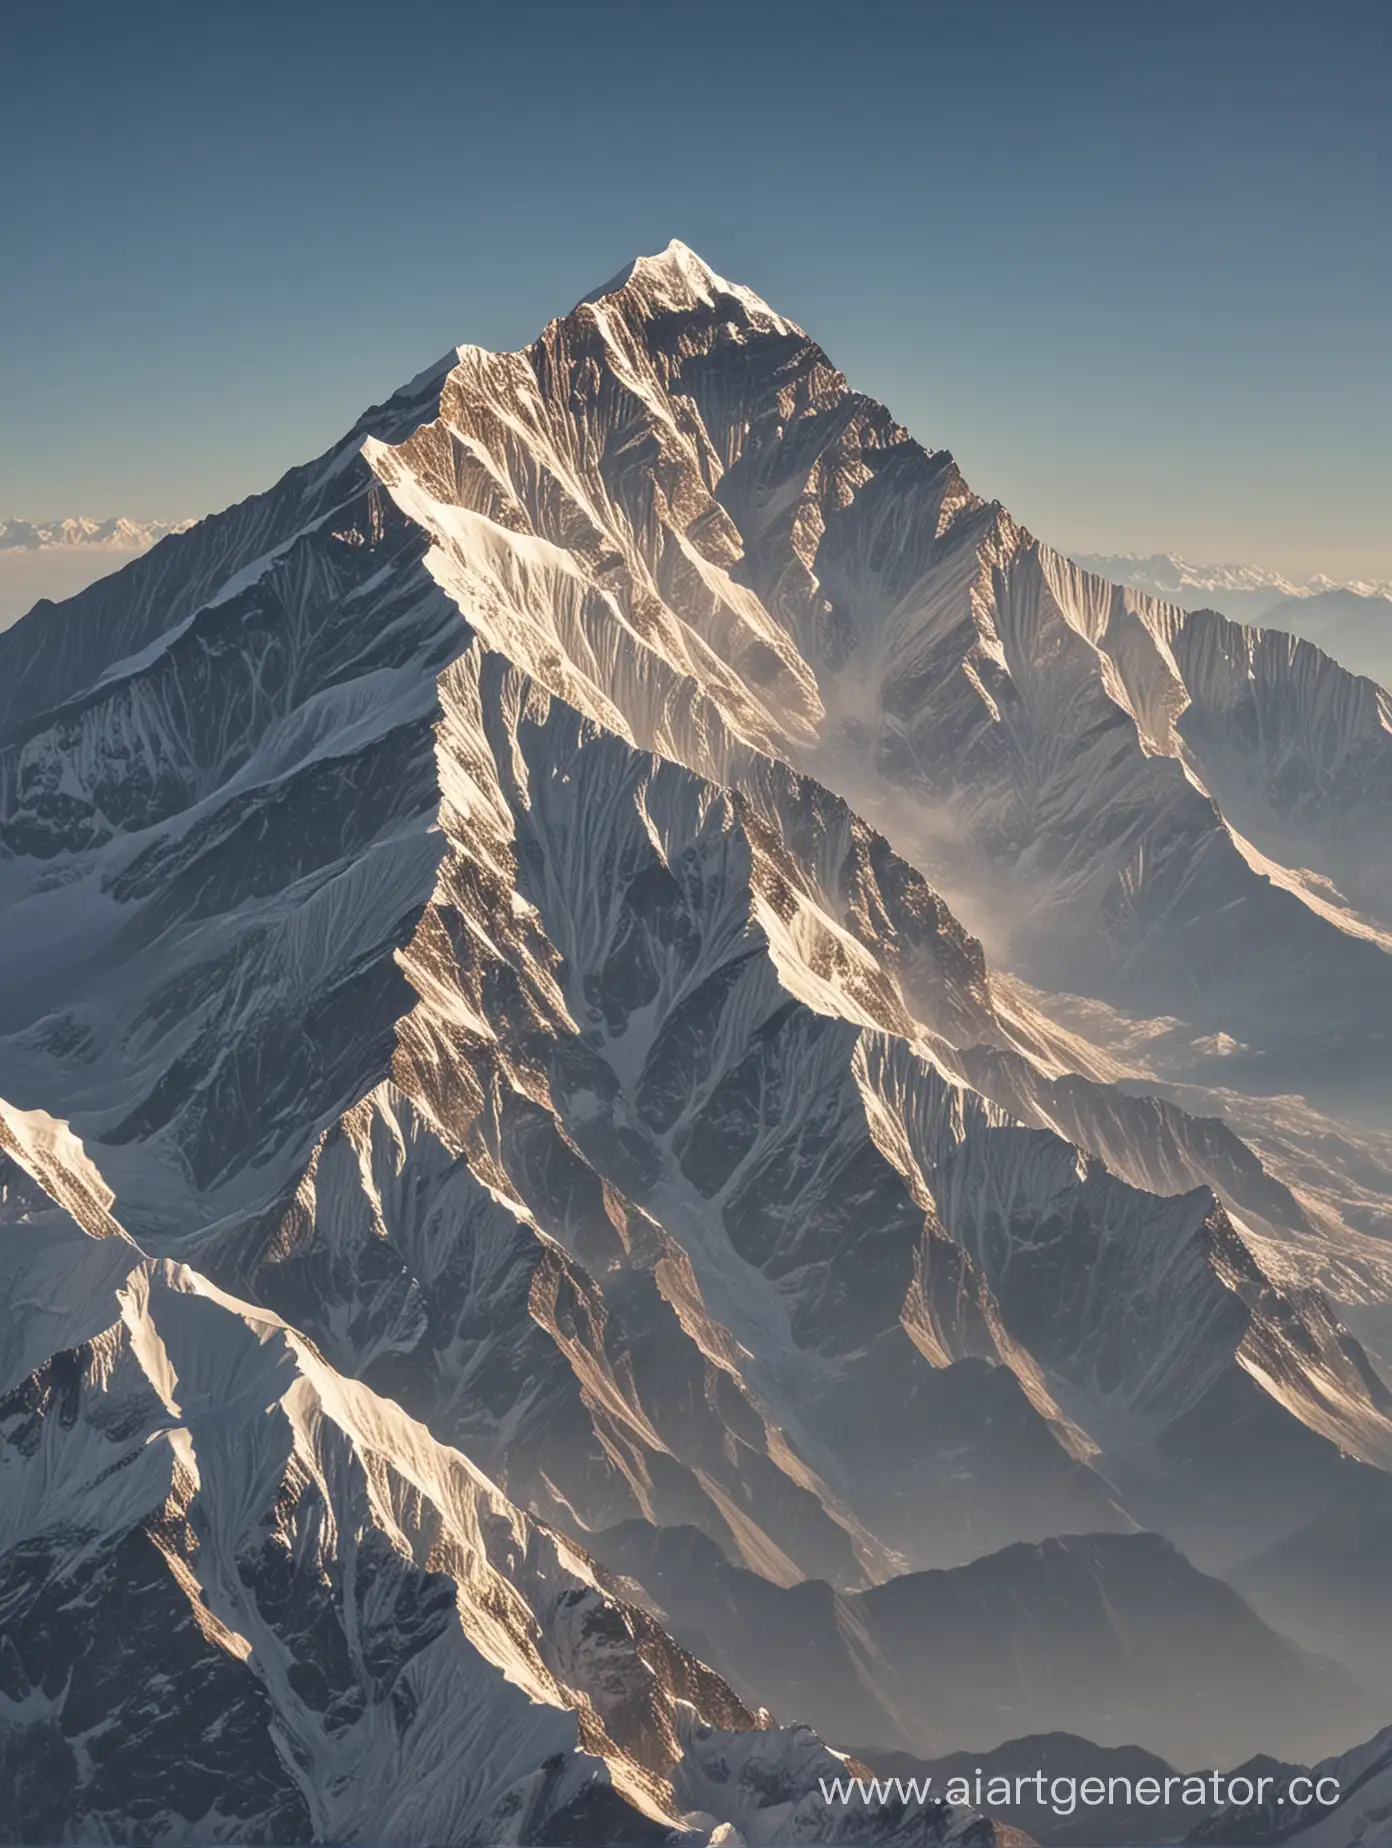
580;237;791;332
4;239;1392;1841
584;237;718;298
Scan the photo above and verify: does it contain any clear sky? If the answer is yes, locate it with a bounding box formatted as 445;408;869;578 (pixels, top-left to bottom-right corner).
3;0;1388;579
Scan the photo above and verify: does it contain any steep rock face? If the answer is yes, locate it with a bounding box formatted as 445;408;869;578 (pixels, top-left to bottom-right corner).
1152;605;1392;931
0;242;1388;1836
1070;553;1392;686
0;481;455;1235
0;1133;982;1847
911;1117;1392;1553
2;526;1382;1577
0;249;1386;1572
365;247;1392;1075
228;637;1390;1571
236;1080;872;1589
223;658;1131;1574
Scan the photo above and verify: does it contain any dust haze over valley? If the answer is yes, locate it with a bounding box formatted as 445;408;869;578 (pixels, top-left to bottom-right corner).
2;242;1391;1846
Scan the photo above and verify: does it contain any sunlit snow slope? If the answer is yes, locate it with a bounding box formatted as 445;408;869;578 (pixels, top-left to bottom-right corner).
1;1112;987;1846
1;242;1390;1836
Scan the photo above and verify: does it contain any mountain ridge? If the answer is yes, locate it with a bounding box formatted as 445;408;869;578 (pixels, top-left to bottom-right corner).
587;1517;1369;1769
1070;551;1392;688
1;1107;986;1846
1;239;1389;1841
0;515;196;551
1070;550;1392;611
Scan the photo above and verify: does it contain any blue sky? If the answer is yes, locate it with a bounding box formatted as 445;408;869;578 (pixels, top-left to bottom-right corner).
3;0;1388;577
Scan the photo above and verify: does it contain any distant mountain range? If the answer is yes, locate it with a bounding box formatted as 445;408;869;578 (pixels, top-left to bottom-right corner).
2;242;1390;1844
0;517;197;627
0;515;195;550
591;1520;1367;1769
1070;550;1392;617
1072;552;1392;685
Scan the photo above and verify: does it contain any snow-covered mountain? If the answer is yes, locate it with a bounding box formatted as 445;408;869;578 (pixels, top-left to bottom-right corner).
0;515;195;551
1;241;1389;1841
1069;551;1392;619
1072;552;1392;687
0;1109;974;1846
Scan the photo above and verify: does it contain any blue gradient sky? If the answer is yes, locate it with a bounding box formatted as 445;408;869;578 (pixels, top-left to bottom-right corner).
3;0;1388;577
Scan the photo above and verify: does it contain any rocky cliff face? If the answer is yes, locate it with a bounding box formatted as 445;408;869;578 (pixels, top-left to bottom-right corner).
0;1113;986;1846
1;243;1389;1842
